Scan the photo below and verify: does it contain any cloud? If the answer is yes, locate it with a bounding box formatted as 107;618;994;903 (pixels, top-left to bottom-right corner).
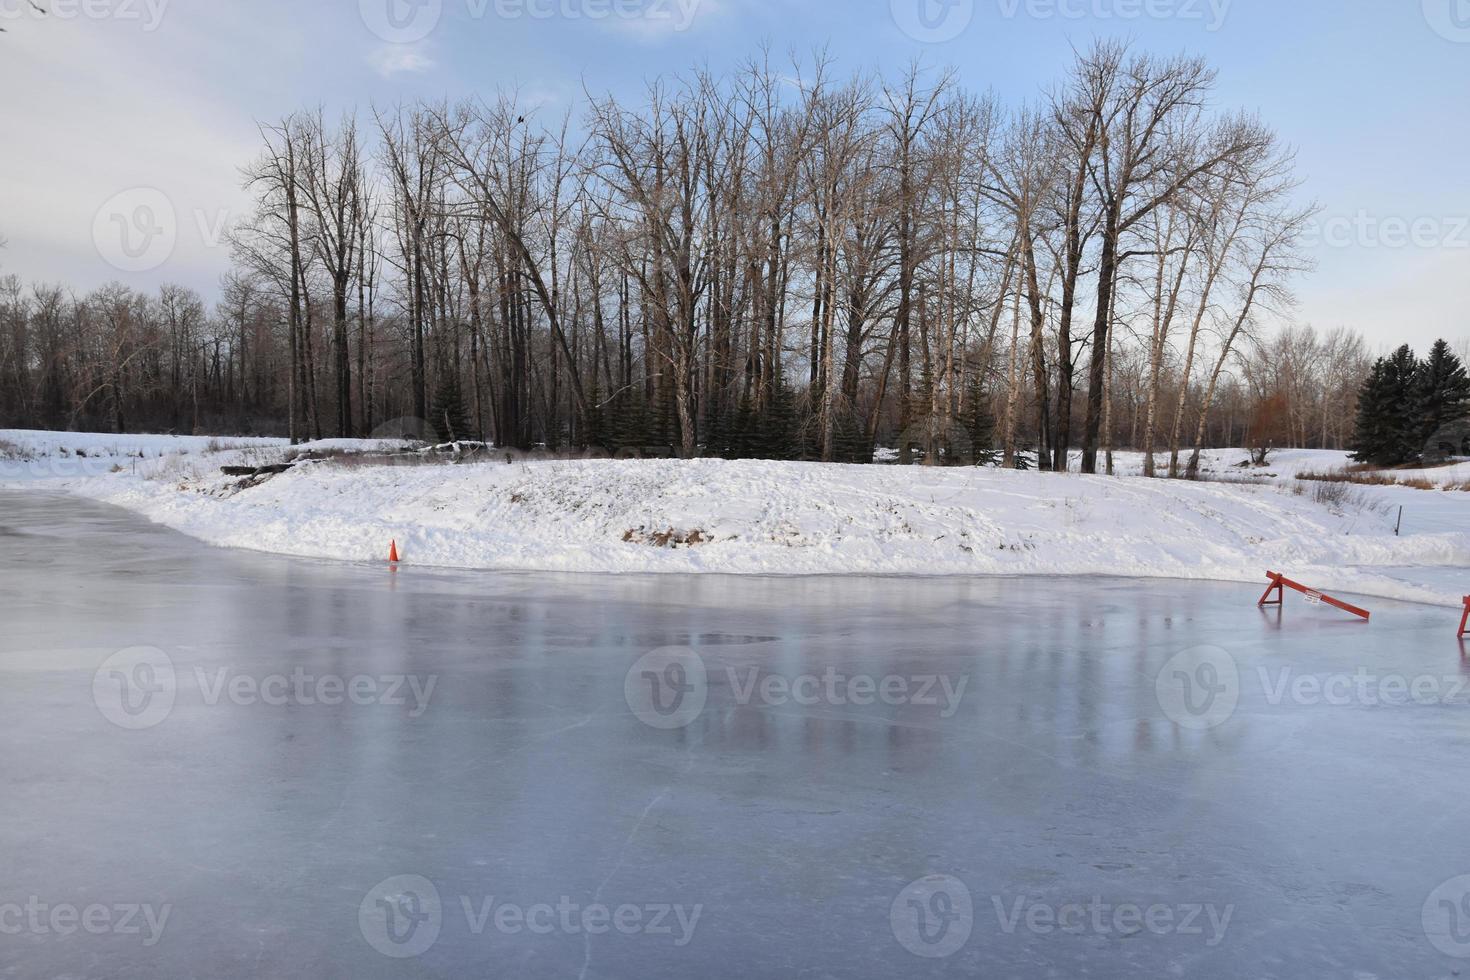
0;13;257;295
368;45;438;76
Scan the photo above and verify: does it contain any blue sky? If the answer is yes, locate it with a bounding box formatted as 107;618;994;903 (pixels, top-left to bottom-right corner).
1;0;1466;353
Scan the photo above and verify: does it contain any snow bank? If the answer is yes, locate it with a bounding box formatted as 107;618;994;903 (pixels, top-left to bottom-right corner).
2;428;1454;608
0;429;288;483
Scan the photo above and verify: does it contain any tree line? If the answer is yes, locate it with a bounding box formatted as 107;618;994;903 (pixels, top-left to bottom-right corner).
0;42;1419;474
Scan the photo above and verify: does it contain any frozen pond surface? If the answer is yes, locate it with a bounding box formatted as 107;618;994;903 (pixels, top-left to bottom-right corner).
1;491;1468;978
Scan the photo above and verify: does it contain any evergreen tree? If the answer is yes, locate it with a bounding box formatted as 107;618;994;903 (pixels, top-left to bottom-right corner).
702;404;727;460
430;375;472;444
651;388;675;453
610;395;651;455
728;394;758;460
1350;359;1391;466
1352;345;1422;466
832;409;871;464
582;377;608;450
963;377;1000;466
793;390;819;460
1417;339;1470;449
758;385;801;461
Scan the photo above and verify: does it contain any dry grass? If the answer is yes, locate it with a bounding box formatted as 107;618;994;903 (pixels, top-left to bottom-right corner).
311;449;453;469
1308;480;1350;508
1185;472;1273;488
1297;468;1442;491
204;438;269;454
307;443;501;469
1308;480;1391;515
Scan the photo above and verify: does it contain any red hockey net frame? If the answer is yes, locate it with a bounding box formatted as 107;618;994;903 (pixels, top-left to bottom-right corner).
1258;571;1372;622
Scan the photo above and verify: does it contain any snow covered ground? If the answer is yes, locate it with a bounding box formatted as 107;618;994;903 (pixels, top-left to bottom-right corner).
0;429;289;482
3;429;1466;607
1130;446;1470;487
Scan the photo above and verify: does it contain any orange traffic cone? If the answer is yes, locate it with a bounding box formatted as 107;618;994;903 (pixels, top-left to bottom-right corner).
389;540;400;564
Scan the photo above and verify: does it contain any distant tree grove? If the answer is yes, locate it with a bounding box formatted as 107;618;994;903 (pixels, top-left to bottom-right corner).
0;42;1438;474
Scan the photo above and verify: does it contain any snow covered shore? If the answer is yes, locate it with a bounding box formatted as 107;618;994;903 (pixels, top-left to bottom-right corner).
3;429;1466;606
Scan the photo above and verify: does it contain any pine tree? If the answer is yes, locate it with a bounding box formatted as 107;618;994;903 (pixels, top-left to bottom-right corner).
1352;345;1422;466
961;377;998;466
792;389;819;460
610;395;650;455
726;394;757;460
582;377;608;450
832;409;871;464
1350;359;1391;466
651;388;675;453
758;385;800;461
430;375;471;445
1417;339;1470;451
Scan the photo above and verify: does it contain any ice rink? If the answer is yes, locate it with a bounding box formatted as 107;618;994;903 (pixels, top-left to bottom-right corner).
2;491;1467;978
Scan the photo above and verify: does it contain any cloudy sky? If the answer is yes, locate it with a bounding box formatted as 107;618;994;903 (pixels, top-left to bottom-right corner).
1;0;1466;353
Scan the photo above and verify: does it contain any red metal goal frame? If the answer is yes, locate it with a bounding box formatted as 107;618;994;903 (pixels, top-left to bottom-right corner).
1258;571;1372;622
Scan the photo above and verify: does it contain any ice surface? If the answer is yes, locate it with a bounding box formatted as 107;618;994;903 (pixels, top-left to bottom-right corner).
2;492;1468;977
